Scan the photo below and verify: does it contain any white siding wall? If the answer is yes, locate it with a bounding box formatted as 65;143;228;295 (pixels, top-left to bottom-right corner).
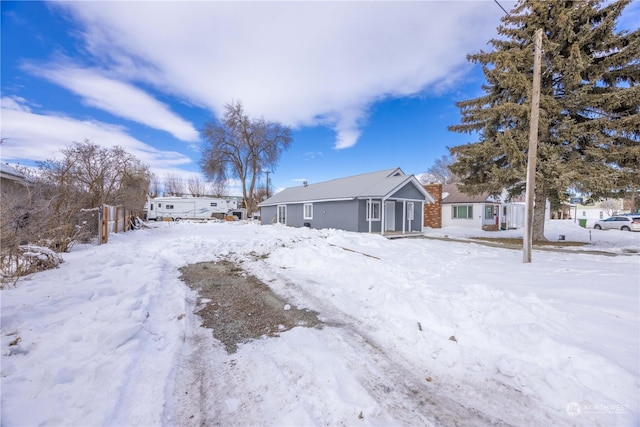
441;204;483;229
574;206;609;226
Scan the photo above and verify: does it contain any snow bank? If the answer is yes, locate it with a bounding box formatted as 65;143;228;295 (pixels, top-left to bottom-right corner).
425;219;640;253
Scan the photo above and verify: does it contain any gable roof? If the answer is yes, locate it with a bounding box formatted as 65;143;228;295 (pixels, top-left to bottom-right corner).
0;163;26;183
441;183;497;204
259;168;433;206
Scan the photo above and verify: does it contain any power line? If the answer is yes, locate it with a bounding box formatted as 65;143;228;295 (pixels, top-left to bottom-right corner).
493;0;553;75
493;0;511;17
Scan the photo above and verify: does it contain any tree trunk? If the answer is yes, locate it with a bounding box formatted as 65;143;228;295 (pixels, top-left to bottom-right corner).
532;187;547;241
246;172;257;218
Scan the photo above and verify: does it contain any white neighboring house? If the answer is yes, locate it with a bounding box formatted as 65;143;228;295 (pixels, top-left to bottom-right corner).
439;184;550;231
441;184;502;231
572;199;624;227
499;192;552;230
144;196;240;221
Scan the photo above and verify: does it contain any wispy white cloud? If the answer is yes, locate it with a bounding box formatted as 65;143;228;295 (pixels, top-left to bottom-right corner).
0;99;193;178
50;1;505;149
1;95;32;113
23;63;199;142
304;151;323;161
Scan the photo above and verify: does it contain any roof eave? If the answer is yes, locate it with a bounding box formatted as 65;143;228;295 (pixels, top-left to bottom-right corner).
382;176;435;203
259;197;356;207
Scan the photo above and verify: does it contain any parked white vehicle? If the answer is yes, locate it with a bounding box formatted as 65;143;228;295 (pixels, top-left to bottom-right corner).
593;215;640;232
144;196;239;221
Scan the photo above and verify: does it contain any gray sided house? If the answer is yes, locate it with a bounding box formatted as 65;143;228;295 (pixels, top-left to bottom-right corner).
259;168;434;235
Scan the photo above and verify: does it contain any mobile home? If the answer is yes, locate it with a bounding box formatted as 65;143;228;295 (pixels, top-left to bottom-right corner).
145;196;239;221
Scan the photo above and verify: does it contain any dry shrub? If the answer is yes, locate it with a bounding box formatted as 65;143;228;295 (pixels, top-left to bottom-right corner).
1;245;64;286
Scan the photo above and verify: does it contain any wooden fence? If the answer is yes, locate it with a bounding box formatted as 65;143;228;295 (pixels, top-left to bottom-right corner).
99;205;136;244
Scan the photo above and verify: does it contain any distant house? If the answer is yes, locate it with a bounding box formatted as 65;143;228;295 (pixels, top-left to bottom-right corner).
423;183;555;230
1;163;30;227
259;168;434;235
1;163;27;192
440;183;502;231
572;199;624;227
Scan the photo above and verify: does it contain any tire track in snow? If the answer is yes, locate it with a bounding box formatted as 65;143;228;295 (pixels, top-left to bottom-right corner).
162;229;570;426
249;256;572;427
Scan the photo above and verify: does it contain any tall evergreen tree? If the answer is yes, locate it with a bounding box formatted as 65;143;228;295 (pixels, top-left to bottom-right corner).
448;0;639;240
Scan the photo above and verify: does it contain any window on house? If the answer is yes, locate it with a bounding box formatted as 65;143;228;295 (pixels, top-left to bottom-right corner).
166;204;174;209
366;201;381;221
277;205;286;224
303;203;313;220
599;212;603;219
407;202;414;220
210;202;217;207
158;203;162;208
484;205;494;219
452;205;473;219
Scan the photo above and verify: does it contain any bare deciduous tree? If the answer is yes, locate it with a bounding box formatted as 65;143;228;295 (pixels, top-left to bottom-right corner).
600;199;620;216
187;175;207;197
37;140;151;210
201;100;292;216
164;173;185;196
2;141;150;259
208;179;227;198
148;173;162;197
252;185;269;208
424;155;459;184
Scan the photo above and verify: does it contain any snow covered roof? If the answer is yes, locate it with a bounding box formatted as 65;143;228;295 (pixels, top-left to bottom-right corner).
441;183;497;204
0;163;26;182
259;168;433;206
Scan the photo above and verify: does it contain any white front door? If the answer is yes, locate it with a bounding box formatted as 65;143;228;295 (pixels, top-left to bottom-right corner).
385;201;395;231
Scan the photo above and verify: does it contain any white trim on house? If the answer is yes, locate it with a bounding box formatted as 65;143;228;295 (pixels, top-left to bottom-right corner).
383;176;435;204
366;200;381;221
303;203;313;220
261;197;354;207
384;201;396;231
452;204;474;220
277;205;287;224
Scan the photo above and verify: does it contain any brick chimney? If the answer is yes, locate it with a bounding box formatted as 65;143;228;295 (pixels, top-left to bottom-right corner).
423;183;442;229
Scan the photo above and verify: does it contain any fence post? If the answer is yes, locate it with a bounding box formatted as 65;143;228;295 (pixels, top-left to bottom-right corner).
102;205;109;244
98;209;102;245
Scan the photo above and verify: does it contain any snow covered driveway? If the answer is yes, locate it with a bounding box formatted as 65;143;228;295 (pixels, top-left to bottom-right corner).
2;221;638;426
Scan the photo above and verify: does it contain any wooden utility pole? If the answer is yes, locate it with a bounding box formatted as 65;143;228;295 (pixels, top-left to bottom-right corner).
523;28;543;263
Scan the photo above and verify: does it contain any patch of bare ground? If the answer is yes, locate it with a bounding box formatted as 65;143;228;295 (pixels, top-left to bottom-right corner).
470;237;587;247
178;259;322;353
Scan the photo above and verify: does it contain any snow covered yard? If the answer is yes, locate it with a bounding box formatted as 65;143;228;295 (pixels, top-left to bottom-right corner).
1;220;638;426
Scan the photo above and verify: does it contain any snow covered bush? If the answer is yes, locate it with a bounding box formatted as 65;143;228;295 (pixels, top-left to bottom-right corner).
1;245;64;285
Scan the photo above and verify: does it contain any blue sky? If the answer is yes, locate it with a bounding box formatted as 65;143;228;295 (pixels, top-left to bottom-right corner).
2;1;638;195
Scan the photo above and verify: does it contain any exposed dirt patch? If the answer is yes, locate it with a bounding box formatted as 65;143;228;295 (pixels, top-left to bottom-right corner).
470;237;587;247
179;259;322;353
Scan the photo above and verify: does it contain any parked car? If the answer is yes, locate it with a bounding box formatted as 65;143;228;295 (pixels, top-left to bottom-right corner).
593;215;640;231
